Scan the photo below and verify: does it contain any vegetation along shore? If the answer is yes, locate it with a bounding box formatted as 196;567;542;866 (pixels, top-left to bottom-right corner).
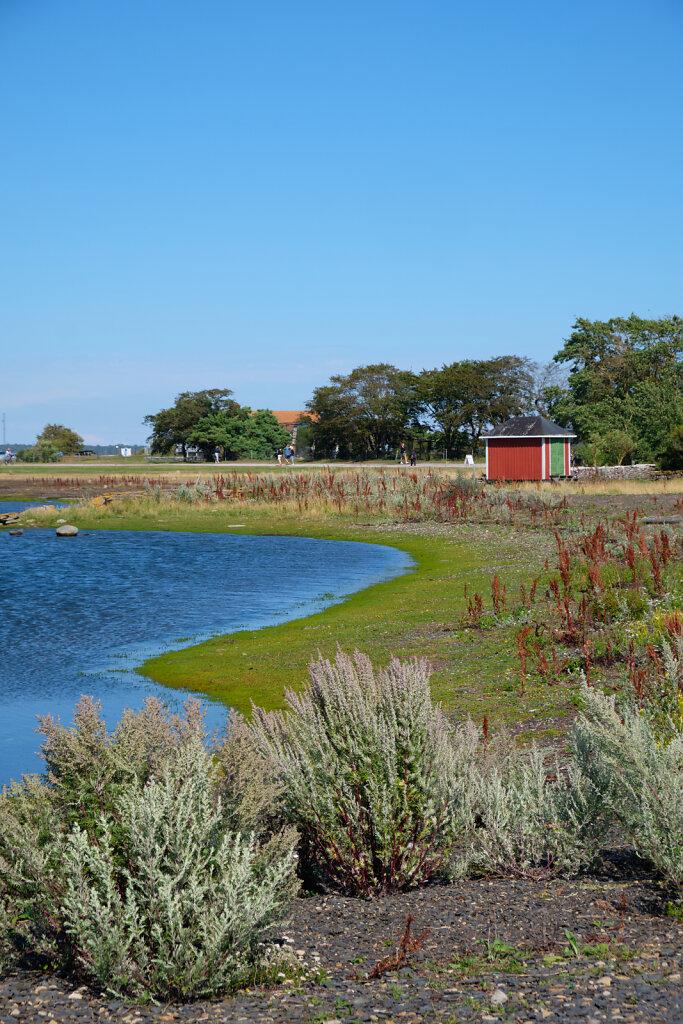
1;464;683;1022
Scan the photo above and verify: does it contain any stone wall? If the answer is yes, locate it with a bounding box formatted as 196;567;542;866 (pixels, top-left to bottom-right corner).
571;464;656;481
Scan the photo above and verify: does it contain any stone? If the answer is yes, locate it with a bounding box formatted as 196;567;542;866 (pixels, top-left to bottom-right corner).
596;976;612;987
490;988;508;1006
56;524;78;536
56;518;66;524
572;464;656;482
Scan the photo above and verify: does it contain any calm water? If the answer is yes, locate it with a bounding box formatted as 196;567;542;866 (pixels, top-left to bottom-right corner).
0;499;71;514
0;525;411;784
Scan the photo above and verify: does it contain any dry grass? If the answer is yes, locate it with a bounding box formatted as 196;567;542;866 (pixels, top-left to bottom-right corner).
516;477;683;497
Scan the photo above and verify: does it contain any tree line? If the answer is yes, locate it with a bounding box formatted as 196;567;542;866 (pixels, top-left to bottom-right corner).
143;314;683;466
144;390;290;461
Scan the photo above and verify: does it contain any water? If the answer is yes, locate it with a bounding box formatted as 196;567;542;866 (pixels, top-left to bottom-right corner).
0;499;71;514
0;527;412;784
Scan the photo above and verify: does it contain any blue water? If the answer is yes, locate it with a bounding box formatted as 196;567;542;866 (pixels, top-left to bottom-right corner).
0;527;411;784
0;499;71;514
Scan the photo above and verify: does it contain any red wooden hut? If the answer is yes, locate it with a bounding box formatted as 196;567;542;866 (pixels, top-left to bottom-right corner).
484;415;575;482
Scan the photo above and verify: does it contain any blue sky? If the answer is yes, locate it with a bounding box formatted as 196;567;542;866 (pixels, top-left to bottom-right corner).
2;0;682;444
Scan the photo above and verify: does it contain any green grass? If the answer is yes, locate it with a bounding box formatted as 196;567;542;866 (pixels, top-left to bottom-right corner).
135;515;560;728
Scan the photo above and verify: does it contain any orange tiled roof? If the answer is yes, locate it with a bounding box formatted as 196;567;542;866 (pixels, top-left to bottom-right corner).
271;410;316;427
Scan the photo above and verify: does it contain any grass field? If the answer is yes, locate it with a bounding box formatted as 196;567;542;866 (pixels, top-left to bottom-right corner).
3;464;682;742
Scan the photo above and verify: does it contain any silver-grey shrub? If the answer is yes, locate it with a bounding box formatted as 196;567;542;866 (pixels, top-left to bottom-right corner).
58;738;295;1000
248;650;479;895
572;682;683;891
0;700;297;998
472;746;607;878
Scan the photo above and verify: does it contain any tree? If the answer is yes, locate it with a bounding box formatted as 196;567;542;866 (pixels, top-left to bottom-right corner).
552;315;683;462
600;429;637;466
307;364;419;459
532;361;570;418
661;424;683;470
189;408;289;460
144;390;236;456
417;356;536;456
36;423;83;455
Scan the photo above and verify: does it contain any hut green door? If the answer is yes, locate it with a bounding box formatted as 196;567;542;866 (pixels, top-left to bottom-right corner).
550;439;564;476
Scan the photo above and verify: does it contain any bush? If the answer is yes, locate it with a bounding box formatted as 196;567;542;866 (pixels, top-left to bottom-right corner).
572;682;683;892
472;746;607;878
32;694;208;842
59;739;294;1000
248;650;479;895
0;699;297;999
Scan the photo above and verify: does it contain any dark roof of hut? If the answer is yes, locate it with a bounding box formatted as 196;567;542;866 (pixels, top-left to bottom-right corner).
484;415;576;439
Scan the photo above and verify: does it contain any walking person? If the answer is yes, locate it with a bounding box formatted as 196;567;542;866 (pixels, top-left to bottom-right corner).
214;445;220;464
289;445;295;465
400;441;407;465
410;448;417;467
284;443;291;464
276;447;283;466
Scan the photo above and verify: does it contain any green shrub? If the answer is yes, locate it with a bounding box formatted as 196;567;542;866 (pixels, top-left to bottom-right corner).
248;650;479;895
572;682;683;892
472;746;607;878
0;699;297;999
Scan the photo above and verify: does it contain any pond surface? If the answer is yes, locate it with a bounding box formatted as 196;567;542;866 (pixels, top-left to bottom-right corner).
0;499;71;514
0;528;411;784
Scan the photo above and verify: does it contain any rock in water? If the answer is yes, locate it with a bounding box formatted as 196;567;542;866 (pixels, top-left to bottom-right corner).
9;529;23;536
56;525;79;537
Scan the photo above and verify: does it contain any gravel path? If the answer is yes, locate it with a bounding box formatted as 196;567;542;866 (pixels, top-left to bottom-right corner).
2;849;682;1024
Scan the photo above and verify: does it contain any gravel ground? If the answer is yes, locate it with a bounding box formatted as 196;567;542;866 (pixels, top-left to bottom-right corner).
2;849;682;1024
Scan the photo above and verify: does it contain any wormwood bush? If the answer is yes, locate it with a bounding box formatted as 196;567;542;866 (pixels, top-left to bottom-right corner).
248;650;479;895
0;701;298;998
472;746;606;879
58;739;295;1000
573;683;683;892
34;694;207;841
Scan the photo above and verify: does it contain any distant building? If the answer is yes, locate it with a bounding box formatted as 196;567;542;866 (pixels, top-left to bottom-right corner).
484;415;575;481
271;411;312;432
270;410;317;445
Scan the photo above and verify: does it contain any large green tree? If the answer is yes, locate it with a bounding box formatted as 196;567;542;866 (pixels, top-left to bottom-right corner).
307;364;419;459
417;356;537;455
189;408;289;460
551;315;683;462
36;423;84;455
144;390;236;456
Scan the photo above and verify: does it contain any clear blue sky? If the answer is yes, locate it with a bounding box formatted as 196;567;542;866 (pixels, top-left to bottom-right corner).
2;0;682;444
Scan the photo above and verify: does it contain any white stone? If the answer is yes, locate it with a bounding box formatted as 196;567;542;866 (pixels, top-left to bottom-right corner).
491;988;508;1005
56;524;78;536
